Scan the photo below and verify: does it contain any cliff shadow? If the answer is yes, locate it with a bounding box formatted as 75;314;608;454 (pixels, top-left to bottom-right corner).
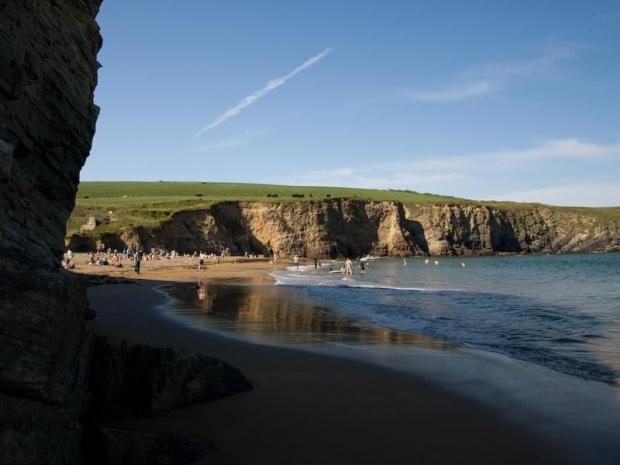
326;199;380;258
402;218;430;255
489;211;522;253
397;204;430;255
208;202;270;256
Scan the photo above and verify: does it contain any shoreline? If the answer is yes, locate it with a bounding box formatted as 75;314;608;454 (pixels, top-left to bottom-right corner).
80;258;570;465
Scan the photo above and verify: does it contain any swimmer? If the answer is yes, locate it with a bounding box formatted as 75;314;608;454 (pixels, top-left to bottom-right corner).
424;259;430;265
434;260;439;266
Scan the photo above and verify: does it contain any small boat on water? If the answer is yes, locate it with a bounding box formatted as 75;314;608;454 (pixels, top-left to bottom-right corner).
360;255;380;262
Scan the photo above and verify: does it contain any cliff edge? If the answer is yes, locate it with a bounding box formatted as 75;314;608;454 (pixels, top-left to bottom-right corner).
72;199;620;257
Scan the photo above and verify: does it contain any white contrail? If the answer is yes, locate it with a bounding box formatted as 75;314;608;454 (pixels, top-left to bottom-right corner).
194;48;333;138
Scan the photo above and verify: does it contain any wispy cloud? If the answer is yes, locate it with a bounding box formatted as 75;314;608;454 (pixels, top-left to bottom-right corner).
408;47;574;102
279;138;620;206
383;138;620;172
408;80;497;102
496;183;620;207
194;48;333;138
288;168;463;190
196;129;268;152
485;138;619;163
463;47;573;80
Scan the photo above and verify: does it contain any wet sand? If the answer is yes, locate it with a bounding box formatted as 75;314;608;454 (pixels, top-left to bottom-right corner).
80;256;566;464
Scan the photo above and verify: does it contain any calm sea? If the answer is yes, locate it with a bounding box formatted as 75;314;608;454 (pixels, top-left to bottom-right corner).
271;253;620;384
164;252;619;385
162;252;620;462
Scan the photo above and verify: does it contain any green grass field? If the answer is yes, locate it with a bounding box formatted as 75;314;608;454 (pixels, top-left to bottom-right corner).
68;181;620;237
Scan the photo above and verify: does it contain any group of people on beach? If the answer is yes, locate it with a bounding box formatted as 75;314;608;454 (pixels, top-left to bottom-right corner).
325;257;368;275
67;246;381;278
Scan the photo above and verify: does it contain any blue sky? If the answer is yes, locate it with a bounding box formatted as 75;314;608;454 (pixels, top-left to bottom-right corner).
83;0;620;206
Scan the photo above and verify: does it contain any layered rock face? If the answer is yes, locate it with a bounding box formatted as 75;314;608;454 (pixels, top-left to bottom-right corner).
1;2;104;463
105;200;620;257
148;199;426;257
409;204;620;255
1;3;251;464
0;0;102;268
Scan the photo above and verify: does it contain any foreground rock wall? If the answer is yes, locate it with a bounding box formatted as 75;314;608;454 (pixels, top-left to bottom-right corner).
94;199;620;257
1;2;103;463
0;0;102;267
1;3;252;464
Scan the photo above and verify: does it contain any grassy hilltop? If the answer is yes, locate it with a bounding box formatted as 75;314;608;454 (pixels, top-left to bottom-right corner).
68;181;620;237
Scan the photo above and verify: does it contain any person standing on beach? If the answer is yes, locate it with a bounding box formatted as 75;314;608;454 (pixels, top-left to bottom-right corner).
294;254;299;268
345;258;353;275
134;249;142;274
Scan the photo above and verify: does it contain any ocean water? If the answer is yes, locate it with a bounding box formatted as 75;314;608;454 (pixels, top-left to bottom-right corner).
271;253;620;384
162;252;620;462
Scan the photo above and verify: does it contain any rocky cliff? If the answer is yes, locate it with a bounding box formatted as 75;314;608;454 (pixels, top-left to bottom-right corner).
1;2;250;464
1;2;103;462
82;199;620;257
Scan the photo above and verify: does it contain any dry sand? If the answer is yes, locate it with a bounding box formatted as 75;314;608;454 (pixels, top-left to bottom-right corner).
78;255;565;464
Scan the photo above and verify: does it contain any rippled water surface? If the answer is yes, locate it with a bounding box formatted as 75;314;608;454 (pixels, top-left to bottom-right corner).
272;253;620;384
164;253;620;384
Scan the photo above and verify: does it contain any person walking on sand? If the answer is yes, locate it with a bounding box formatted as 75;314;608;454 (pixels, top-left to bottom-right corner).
294;254;299;268
134;249;142;274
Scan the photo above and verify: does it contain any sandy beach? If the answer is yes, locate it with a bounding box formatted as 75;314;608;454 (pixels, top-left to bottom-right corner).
78;255;566;464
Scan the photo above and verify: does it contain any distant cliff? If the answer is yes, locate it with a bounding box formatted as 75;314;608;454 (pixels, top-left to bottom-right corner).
69;199;620;256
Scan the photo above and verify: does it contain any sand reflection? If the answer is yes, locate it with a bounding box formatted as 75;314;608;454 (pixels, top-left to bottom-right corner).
164;281;456;349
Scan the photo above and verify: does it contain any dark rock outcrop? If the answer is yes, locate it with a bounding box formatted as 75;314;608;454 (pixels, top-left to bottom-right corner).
1;2;252;464
0;391;85;465
86;336;252;421
0;0;103;268
82;427;216;465
1;1;103;463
